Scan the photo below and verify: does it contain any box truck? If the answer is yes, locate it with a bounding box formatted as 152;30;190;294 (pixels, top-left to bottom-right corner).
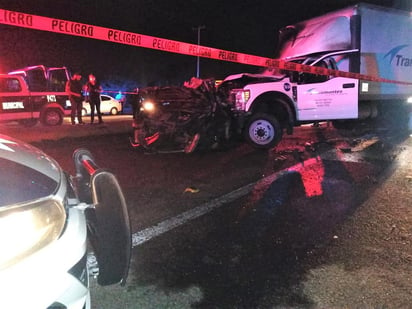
221;3;412;148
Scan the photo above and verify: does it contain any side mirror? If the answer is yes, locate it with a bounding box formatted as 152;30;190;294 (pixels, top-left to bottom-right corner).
72;149;131;286
87;170;132;286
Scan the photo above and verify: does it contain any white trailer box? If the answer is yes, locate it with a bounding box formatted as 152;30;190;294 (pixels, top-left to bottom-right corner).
278;3;412;101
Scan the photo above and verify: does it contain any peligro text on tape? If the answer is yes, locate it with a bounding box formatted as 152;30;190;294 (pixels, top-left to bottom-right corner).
52;19;94;37
1;9;411;86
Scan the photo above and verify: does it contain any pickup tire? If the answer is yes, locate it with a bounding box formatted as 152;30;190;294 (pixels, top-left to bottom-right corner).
245;113;282;149
41;108;63;126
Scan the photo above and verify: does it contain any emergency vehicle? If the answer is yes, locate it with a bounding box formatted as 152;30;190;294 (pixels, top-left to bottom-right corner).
0;73;70;126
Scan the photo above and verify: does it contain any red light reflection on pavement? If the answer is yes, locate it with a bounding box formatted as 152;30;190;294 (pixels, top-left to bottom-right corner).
290;157;325;197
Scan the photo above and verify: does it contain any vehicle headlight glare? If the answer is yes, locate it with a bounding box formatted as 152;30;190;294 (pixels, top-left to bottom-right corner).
142;101;155;112
0;199;66;270
231;89;250;111
407;96;412;104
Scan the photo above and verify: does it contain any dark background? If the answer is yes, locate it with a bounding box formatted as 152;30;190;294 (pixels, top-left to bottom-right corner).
0;0;410;90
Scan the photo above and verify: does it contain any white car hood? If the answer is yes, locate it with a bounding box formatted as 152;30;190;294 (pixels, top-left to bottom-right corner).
0;134;61;183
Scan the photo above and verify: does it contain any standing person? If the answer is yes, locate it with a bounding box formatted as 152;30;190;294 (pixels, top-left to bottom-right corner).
85;74;103;124
132;87;139;119
66;72;84;125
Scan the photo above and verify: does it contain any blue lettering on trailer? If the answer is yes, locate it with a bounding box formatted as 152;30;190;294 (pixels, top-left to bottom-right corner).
395;55;411;67
384;45;411;67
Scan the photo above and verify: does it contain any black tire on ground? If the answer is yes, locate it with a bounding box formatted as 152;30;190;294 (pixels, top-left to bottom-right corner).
41;108;63;126
244;112;282;149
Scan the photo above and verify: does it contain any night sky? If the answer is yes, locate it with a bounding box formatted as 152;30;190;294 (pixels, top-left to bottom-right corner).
0;0;409;90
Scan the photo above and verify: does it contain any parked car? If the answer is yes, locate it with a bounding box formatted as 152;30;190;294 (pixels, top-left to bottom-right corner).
82;94;122;116
0;134;131;309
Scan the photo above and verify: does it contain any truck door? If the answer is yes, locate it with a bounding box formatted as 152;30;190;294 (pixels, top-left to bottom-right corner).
295;60;359;121
48;68;71;113
0;76;33;123
48;67;70;92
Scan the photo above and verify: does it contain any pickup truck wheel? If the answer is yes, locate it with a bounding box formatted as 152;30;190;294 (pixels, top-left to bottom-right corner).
41;108;63;126
245;113;282;149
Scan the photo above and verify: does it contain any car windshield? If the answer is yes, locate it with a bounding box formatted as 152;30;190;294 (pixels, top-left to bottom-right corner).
0;158;58;207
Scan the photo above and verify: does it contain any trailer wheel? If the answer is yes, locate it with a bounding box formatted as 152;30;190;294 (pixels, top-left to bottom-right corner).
41;108;63;126
245;113;282;149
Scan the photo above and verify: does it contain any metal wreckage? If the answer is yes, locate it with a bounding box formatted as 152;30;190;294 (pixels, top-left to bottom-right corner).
130;77;235;153
130;5;412;154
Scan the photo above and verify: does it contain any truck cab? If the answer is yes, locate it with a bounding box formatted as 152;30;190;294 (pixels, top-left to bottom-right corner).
0;74;69;126
222;52;359;148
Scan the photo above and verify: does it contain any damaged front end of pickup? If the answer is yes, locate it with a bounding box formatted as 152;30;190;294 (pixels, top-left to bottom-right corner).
130;78;233;153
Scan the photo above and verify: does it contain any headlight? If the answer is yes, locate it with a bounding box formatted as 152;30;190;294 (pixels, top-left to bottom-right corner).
407;96;412;104
141;101;155;112
0;199;66;270
230;89;250;111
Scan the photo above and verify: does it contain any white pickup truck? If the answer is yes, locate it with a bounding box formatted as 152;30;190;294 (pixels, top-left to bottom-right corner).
222;3;412;148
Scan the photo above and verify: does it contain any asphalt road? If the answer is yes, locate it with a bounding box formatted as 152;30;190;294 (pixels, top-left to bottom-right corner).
2;116;409;308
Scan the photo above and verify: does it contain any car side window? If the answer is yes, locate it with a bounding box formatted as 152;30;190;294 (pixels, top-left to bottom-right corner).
101;95;110;101
0;78;22;93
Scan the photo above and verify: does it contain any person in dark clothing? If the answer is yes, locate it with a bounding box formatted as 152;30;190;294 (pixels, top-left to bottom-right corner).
85;74;103;124
132;87;139;119
65;72;84;125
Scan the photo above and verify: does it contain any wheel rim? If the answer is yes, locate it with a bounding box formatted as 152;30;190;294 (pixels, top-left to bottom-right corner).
45;110;61;125
249;119;275;145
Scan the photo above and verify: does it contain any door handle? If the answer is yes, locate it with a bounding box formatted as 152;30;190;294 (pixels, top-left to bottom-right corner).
343;83;355;88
